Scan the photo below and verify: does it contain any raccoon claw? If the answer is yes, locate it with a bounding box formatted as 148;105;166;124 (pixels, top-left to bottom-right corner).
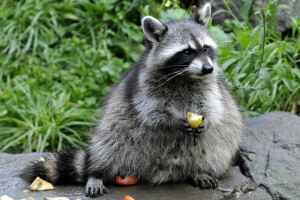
85;177;108;197
183;120;190;128
195;126;204;135
194;118;206;134
182;119;194;132
191;174;218;189
186;127;193;133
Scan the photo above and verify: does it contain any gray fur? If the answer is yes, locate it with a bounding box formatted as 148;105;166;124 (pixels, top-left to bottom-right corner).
21;3;243;197
142;16;167;43
191;3;211;26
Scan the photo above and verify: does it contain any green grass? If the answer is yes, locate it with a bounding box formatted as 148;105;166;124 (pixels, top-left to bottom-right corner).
210;1;300;116
0;0;299;153
0;0;155;153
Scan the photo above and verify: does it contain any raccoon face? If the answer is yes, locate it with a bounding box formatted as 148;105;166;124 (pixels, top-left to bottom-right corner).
142;3;217;78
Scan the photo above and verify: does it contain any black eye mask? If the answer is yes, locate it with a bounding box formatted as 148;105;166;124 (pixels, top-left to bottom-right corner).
160;48;197;75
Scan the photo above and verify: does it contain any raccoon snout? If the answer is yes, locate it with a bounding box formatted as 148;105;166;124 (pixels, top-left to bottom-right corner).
202;65;213;74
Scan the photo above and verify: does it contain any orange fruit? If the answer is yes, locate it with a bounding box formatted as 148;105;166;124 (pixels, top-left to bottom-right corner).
115;175;138;185
124;196;135;200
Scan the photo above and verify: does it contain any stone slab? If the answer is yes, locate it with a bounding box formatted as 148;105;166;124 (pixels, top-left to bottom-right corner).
241;111;300;200
0;153;270;200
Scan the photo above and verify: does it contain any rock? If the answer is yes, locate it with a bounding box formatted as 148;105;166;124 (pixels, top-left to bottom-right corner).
253;0;300;32
234;187;273;200
240;111;300;200
7;112;299;199
209;0;300;33
217;167;272;200
0;153;271;200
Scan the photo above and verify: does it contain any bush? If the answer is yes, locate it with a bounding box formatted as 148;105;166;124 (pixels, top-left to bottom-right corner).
0;0;157;153
210;1;300;117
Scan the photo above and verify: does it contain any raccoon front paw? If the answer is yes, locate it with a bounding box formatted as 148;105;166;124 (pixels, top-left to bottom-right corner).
184;117;206;136
190;174;218;189
172;117;190;132
85;177;108;198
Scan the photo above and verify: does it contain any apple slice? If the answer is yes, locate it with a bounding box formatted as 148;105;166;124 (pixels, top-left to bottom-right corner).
186;112;203;129
28;177;54;191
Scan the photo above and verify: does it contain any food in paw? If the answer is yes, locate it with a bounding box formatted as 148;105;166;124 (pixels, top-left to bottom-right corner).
186;112;203;129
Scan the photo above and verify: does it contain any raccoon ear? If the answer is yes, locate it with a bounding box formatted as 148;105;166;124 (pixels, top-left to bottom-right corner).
191;3;211;26
142;16;167;43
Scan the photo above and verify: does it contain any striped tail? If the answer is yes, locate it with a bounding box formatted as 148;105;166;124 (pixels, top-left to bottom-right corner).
20;149;86;184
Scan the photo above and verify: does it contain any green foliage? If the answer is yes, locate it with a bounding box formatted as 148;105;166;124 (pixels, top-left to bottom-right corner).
210;0;299;117
0;0;299;153
0;0;158;153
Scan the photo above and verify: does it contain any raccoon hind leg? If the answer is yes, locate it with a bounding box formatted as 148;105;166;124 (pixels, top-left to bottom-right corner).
190;173;218;189
85;177;108;198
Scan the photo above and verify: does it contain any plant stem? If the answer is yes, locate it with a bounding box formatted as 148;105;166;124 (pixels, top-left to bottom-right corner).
250;11;266;87
223;0;242;27
161;0;167;9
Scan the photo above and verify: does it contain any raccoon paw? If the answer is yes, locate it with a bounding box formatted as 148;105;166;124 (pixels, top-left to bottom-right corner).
172;117;190;132
85;177;108;198
190;174;218;189
184;117;206;136
194;123;205;136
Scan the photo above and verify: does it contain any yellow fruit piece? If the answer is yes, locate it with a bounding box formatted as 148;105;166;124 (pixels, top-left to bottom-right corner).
28;177;54;191
186;112;203;129
20;197;35;200
0;195;13;200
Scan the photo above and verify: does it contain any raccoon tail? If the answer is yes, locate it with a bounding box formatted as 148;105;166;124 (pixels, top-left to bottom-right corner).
20;149;87;184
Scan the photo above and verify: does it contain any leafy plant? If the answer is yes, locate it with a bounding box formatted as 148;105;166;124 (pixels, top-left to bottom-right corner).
0;0;159;153
210;0;299;116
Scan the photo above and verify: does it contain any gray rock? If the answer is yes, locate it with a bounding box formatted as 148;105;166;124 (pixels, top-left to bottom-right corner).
217;167;272;200
0;153;271;200
233;187;273;200
240;111;300;200
210;0;300;33
7;111;299;199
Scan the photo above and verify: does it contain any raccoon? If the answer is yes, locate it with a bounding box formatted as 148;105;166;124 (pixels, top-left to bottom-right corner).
21;3;243;198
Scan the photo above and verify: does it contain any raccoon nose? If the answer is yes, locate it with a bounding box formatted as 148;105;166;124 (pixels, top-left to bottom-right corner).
202;65;214;74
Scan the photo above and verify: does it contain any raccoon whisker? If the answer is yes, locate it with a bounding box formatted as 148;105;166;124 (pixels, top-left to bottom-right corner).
156;69;187;82
157;69;188;89
155;65;190;69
